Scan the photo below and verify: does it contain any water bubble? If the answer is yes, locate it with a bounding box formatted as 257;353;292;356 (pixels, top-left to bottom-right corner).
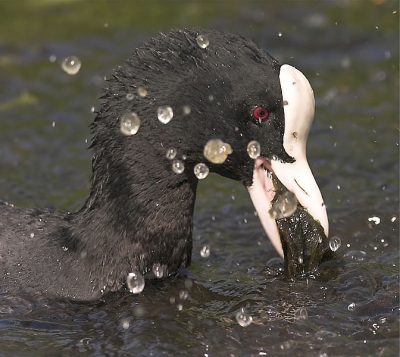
157;106;173;124
344;250;366;261
62;246;68;252
126;93;134;100
126;271;145;294
182;105;191;115
269;191;298;219
120;112;141;136
184;278;193;290
169;296;176;304
247;140;261;159
172;159;184;174
348;302;355;311
379;317;386;324
121;318;130;329
61;56;81;75
196;34;210;49
294;307;308;320
368;216;380;225
152;263;165;278
179;290;188;300
203;139;232;164
298;255;303;264
208;95;214;101
235;308;253;327
177;303;183;311
200;245;210;258
329;236;341;252
194;163;209;179
133;305;145;317
49;55;56;63
137;87;147;97
166;148;177;160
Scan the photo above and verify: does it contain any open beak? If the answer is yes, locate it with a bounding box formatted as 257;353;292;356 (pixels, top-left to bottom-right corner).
247;64;329;257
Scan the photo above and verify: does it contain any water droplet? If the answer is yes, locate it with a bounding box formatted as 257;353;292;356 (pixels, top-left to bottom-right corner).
196;34;209;49
177;303;183;311
62;246;68;252
120;112;141;136
235;308;253;327
126;93;134;100
194;163;209;179
298;256;303;264
184;278;193;289
208;94;214;101
247;140;261;159
329;236;341;252
348;302;355;311
49;55;56;63
203;139;232;164
182;105;191;115
179;290;188;300
126;271;145;293
368;216;380;225
172;159;184;174
379;317;386;324
152;263;165;278
169;296;176;304
294;307;308;320
271;155;279;161
344;250;366;261
61;56;81;75
137;87;147;97
157;106;173;124
269;191;298;219
200;245;210;258
121;318;130;329
166;148;177;160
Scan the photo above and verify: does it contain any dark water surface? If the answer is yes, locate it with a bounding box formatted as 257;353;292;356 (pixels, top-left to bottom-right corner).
0;1;398;356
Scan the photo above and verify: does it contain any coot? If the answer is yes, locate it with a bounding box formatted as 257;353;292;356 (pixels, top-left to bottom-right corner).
0;29;329;300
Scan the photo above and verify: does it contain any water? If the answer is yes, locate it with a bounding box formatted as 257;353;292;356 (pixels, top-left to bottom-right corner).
120;112;141;136
0;1;398;356
329;236;342;252
269;190;298;219
203;139;233;164
172;159;185;174
247;140;261;159
157;105;174;124
166;148;177;160
61;55;81;75
194;163;209;179
196;34;210;49
137;87;148;97
126;271;145;294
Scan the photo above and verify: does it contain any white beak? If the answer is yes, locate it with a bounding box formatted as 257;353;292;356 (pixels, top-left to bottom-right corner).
248;64;329;257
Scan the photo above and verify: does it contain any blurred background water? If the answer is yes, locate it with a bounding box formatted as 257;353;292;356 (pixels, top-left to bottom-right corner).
0;1;398;356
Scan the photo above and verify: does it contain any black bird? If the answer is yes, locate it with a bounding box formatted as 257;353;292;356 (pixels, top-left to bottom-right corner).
0;29;329;300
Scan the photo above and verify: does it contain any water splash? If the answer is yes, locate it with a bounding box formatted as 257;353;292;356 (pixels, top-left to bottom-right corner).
203;139;232;164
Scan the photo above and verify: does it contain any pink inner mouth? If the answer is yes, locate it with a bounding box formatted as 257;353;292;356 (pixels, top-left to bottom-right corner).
254;157;276;202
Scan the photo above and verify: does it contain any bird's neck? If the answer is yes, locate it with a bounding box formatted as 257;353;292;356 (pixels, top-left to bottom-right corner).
67;159;198;290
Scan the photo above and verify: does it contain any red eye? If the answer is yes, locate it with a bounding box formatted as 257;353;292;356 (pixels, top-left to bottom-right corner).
253;106;269;122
